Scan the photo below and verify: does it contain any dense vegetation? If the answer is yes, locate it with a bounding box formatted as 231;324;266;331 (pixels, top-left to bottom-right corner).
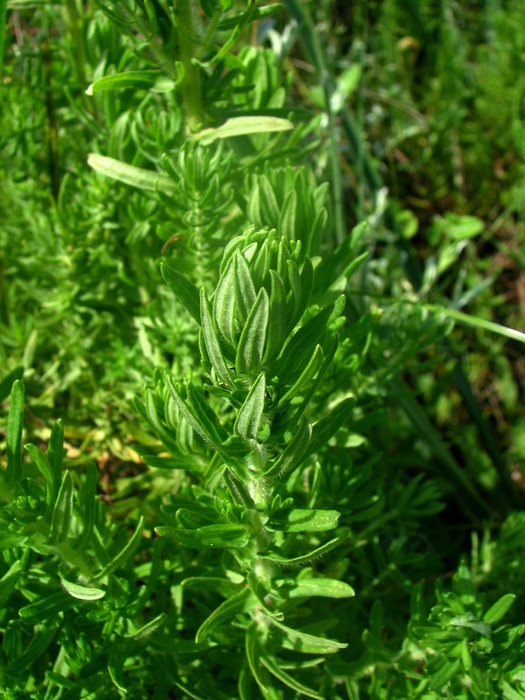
1;1;525;698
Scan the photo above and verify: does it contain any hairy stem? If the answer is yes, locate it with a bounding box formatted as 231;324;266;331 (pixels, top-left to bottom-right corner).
176;0;204;131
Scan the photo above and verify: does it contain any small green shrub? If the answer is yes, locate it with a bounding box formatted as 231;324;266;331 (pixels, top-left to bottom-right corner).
1;1;525;699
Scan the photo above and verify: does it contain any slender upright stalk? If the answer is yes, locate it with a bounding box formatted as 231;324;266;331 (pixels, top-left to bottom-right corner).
196;7;222;61
0;0;7;77
42;37;60;200
283;0;346;246
176;0;204;131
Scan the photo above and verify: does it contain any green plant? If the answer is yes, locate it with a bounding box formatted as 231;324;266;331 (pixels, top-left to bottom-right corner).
2;1;525;699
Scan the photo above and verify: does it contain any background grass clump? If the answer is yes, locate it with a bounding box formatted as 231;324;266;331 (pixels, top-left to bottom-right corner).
1;1;525;698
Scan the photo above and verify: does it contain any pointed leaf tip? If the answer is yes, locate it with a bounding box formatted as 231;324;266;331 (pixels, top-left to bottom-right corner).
161;263;201;324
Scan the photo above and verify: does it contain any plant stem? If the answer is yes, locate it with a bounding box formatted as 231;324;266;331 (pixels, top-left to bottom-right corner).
118;3;180;82
176;0;204;131
283;0;346;245
195;7;222;61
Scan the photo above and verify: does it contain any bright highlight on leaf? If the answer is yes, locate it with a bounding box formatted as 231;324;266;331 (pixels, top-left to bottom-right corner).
194;116;294;145
60;578;105;600
87;154;175;192
86;70;176;95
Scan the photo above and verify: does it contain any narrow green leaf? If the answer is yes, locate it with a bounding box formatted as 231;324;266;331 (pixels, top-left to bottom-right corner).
196;587;254;643
48;471;73;545
75;461;97;552
303;397;356;460
0;560;22;609
60;578;105;601
86;70;174;95
248;182;263;229
108;638;128;691
429;658;461;691
142;455;199;470
218;4;283;30
307;207;327;257
313;223;367;297
261;655;323;699
289;257;314;330
246;622;271;695
185;382;230;444
329;294;346;322
19;591;75;624
172;682;207;700
161;262;201;325
267;508;340;532
142;391;179;456
287;258;302;320
234;251;257;320
224;467;257;510
260;528;349;566
278;301;339;383
124;612;167;640
24;444;53;507
7;620;60;674
280;578;355;599
220;107;312;121
236;288;269;376
266;616;348;654
182;576;243;597
264;270;287;362
155;524;249;549
276;345;323;407
195;116;293;146
278;189;297;242
88;153;175;192
460;638;472;671
264;416;312;479
93;516;145;580
349;221;367;248
213;258;237;345
48;418;64;501
235;373;266;441
176;506;217;529
259;174;280;224
423;303;525;345
0;533;26;550
0;367;23;403
449;613;491;637
166;378;227;452
339;250;368;282
5;379;24;486
279;334;338;434
200;288;235;387
483;594;516;625
239;663;253;700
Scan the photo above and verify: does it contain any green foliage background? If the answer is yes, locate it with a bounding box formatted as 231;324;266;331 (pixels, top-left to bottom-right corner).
1;0;525;698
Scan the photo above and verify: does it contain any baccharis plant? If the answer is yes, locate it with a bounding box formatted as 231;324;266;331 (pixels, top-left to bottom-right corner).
137;226;357;697
2;1;525;699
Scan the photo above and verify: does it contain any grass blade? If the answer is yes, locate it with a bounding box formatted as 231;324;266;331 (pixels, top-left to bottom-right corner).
424;303;525;345
93;516;145;580
5;379;24;486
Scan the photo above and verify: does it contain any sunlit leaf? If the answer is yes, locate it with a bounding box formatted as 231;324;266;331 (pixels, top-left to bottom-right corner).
195;116;293;146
